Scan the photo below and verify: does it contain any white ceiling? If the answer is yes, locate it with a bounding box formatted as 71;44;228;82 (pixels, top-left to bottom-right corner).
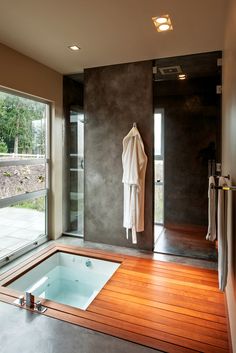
0;0;228;74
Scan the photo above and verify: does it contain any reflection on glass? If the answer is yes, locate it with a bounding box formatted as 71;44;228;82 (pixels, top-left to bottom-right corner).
0;164;46;199
155;160;164;224
0;91;47;159
154;111;164;225
154;113;162;156
67;110;84;236
0;196;46;260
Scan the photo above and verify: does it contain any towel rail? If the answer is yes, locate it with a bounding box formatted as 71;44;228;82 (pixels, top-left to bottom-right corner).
211;185;236;191
213;174;230;179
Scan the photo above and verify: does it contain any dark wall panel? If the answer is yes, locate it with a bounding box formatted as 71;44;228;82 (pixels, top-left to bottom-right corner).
154;78;221;228
84;61;153;250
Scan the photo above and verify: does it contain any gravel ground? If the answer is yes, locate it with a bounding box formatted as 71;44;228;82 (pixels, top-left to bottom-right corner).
0;164;45;199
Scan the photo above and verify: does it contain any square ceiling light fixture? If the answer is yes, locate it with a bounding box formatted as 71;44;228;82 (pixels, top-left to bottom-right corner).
152;15;173;32
68;45;81;51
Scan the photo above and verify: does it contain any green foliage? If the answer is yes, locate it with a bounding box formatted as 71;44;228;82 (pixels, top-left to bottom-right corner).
0;92;46;154
0;138;8;153
11;197;45;212
38;175;45;183
3;171;12;177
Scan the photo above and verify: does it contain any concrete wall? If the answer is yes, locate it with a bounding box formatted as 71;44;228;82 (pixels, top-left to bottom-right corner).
154;77;221;228
84;61;153;250
223;1;236;351
0;43;63;240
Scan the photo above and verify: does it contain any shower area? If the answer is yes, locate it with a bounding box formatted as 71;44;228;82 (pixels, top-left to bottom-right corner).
153;51;222;260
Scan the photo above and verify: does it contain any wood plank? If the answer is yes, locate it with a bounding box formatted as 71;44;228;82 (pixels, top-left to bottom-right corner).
0;293;197;353
98;289;227;324
89;303;228;349
121;262;219;283
105;282;225;316
44;307;199;353
112;272;224;302
124;258;218;276
0;244;230;353
40;299;228;353
120;264;219;288
108;276;224;304
118;268;221;292
54;244;125;262
93;297;228;334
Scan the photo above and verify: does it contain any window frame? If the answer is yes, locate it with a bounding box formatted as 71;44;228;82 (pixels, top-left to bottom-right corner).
0;88;51;267
154;108;164;161
154;108;164;225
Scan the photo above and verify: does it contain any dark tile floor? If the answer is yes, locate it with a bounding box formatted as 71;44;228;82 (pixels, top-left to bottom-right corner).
154;227;217;262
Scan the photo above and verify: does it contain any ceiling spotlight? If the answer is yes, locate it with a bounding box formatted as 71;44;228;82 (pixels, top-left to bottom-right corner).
68;45;81;51
178;74;186;80
152;15;173;32
159;24;170;31
155;17;168;24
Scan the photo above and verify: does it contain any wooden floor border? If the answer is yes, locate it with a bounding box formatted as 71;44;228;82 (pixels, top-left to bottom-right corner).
0;244;230;353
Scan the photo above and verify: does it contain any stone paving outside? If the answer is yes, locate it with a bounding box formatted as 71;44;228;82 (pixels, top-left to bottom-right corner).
0;207;45;259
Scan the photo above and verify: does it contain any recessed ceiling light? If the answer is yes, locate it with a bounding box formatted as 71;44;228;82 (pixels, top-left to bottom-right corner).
159;24;170;31
68;45;81;51
152;15;173;32
155;17;168;24
178;74;186;80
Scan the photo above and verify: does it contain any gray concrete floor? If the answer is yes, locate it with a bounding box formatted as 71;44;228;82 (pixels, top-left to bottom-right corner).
0;302;161;353
0;207;44;259
0;234;217;276
0;235;218;353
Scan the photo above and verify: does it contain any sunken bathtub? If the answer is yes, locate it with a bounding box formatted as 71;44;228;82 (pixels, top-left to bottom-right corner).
0;245;121;311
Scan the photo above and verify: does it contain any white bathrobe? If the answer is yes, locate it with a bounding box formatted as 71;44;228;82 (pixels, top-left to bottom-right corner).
122;126;148;243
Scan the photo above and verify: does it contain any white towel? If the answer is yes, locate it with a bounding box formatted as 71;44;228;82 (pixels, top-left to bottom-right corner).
206;176;216;241
217;176;229;291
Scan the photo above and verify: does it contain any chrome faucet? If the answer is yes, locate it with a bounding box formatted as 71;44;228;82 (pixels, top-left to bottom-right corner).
85;259;92;267
25;292;35;308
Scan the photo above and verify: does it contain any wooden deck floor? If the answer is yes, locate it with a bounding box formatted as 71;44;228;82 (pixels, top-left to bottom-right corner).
0;244;230;353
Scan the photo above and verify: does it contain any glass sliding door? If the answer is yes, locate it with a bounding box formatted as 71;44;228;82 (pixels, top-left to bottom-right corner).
65;109;84;236
154;109;164;225
0;89;50;267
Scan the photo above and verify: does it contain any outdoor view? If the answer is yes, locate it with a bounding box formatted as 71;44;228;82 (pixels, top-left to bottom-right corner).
67;110;84;236
154;112;164;224
0;90;48;263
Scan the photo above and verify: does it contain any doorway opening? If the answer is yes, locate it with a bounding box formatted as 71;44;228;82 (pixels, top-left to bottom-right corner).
153;51;221;261
154;109;164;244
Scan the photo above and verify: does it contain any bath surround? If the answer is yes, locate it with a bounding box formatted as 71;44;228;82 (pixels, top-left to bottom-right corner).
0;244;230;353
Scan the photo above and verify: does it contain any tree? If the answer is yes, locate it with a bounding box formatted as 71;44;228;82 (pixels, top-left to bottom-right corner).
0;92;45;154
0;138;8;153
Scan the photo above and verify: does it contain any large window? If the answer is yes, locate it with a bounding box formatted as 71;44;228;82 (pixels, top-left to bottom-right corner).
154;109;164;225
0;90;50;266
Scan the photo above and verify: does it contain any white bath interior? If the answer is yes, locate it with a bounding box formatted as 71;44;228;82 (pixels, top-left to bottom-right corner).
8;252;121;310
